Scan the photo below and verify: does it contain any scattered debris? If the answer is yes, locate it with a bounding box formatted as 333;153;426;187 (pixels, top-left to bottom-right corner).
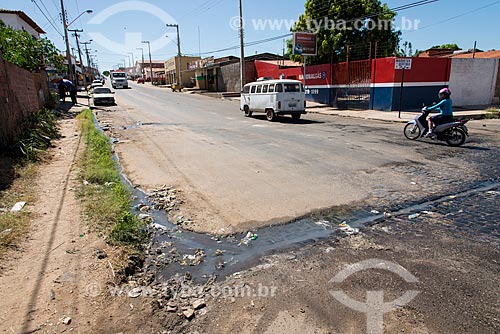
82;180;89;186
10;202;26;212
0;229;12;238
370;210;380;214
182;308;195;320
215;249;224;256
239;232;258;246
138;213;152;221
192;299;206;310
408;213;420;220
50;290;55;301
62;317;72;325
338;222;360;236
96;248;108;259
314;220;330;229
128;287;142;298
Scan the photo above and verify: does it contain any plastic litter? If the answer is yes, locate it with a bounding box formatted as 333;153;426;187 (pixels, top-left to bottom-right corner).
239;232;258;246
10;202;26;212
314;220;330;229
408;213;420;219
338;222;359;235
370;210;380;214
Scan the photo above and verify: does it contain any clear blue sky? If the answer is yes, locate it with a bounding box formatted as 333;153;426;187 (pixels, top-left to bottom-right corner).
1;0;498;70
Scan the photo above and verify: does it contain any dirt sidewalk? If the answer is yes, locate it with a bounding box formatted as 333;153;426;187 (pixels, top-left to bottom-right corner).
0;109;147;333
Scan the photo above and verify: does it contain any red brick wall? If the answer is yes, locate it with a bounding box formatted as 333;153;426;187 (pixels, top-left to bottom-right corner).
0;52;49;147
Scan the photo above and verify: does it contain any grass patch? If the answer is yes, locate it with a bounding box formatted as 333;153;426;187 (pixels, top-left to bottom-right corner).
0;162;38;256
77;109;145;248
17;109;60;161
485;108;500;119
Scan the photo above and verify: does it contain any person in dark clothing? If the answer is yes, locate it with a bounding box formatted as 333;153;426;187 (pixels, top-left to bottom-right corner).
63;78;78;104
57;79;66;102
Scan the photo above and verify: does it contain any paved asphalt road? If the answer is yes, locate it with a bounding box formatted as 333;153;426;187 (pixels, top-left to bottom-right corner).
97;82;500;234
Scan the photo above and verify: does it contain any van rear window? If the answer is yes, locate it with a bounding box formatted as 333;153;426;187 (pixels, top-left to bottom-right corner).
243;86;250;93
284;84;303;92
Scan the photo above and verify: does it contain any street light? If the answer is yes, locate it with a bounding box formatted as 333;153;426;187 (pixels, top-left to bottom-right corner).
166;24;182;87
67;9;93;28
142;41;153;83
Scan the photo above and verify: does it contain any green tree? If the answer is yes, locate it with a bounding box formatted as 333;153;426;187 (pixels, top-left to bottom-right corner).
0;20;64;72
431;44;461;51
290;0;400;64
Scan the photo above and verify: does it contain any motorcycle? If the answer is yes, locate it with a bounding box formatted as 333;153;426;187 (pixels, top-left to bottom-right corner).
404;107;469;147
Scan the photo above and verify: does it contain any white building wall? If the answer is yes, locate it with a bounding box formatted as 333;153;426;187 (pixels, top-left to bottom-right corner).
449;58;499;107
0;13;40;38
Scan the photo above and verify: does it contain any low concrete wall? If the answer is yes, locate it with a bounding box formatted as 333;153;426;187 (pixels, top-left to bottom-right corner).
0;52;49;147
449;58;499;107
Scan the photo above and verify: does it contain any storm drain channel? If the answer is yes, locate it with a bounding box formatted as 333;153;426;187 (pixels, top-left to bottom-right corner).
128;178;500;283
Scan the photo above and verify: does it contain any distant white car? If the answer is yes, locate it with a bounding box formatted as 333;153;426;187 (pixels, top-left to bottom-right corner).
90;80;103;90
92;87;115;106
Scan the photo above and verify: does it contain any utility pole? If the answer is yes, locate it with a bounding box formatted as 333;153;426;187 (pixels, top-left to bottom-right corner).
81;41;92;81
166;24;182;87
60;0;74;82
69;29;84;86
142;41;153;83
136;48;145;79
239;0;245;91
128;52;135;77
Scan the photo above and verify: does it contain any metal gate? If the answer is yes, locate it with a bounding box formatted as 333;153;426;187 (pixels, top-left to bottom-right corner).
332;60;372;110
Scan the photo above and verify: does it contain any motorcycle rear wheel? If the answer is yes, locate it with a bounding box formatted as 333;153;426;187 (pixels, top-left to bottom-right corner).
404;123;421;140
445;128;466;147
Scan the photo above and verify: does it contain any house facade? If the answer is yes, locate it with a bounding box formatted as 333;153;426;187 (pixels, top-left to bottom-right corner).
0;9;45;38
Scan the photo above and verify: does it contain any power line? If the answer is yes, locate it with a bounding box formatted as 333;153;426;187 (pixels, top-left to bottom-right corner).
418;0;500;30
30;0;64;37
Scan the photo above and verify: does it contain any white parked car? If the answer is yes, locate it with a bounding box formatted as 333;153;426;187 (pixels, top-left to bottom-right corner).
240;79;307;121
90;79;103;90
92;87;115;106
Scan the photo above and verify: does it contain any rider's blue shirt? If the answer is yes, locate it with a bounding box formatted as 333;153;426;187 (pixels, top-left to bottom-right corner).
428;98;453;116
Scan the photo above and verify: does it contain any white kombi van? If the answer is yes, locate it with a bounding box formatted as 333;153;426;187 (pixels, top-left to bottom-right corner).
240;79;306;121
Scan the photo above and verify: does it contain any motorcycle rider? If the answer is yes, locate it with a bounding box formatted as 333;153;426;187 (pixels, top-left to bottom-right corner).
426;88;453;137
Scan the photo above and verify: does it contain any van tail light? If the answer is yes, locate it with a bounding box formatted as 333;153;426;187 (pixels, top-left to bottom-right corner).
278;101;281;109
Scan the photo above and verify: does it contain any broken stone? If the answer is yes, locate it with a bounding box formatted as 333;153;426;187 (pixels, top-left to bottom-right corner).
192;299;206;310
182;308;195;320
0;228;12;238
139;205;151;212
166;305;177;312
138;213;151;221
96;249;108;259
128;287;142;298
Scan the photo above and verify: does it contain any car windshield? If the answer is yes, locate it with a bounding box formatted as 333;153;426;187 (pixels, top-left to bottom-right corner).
94;88;111;94
112;73;126;78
